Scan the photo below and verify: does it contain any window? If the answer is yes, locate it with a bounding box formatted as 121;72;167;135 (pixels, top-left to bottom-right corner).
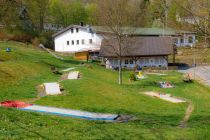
67;41;69;45
89;39;93;44
114;59;118;65
76;28;79;33
82;39;85;45
174;38;178;44
125;60;129;64
180;38;184;43
77;40;79;45
189;36;193;43
130;59;133;64
71;28;74;33
71;40;74;45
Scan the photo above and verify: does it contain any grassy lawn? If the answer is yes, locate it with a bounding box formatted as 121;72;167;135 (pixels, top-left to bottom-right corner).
1;41;210;139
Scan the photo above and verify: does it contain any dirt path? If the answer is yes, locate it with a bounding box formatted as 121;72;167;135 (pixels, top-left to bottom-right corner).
179;102;194;128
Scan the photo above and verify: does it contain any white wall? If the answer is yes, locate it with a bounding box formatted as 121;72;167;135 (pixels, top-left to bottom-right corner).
174;34;196;47
54;27;102;52
106;57;168;69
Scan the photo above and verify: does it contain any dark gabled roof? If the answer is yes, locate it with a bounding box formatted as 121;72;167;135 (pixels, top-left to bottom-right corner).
99;37;173;57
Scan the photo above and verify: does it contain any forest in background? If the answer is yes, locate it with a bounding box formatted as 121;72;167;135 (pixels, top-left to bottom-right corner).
0;0;209;47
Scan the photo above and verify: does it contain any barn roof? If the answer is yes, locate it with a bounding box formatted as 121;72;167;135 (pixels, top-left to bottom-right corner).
99;37;173;57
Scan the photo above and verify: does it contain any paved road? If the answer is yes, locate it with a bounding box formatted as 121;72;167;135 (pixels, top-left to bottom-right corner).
179;66;210;86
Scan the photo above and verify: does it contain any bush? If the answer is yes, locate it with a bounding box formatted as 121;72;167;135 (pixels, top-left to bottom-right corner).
31;37;40;47
0;29;12;40
9;31;32;43
129;73;137;81
38;32;54;49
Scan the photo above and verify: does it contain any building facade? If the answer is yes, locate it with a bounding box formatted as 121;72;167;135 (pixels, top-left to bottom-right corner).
100;37;173;69
52;25;102;53
105;56;168;69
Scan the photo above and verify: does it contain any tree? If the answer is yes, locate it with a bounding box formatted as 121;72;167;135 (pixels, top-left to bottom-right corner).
174;0;210;42
49;0;89;27
0;0;22;29
23;0;50;33
96;0;147;85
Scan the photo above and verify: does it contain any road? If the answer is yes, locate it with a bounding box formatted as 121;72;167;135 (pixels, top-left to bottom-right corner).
179;66;210;86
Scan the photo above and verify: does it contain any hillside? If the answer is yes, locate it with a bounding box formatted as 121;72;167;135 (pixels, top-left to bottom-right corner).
1;41;210;139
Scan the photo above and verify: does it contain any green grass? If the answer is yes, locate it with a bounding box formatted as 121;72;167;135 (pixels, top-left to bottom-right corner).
1;41;210;139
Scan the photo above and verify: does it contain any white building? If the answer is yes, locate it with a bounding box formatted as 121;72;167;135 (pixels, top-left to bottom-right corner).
52;25;102;53
44;23;64;32
173;31;196;47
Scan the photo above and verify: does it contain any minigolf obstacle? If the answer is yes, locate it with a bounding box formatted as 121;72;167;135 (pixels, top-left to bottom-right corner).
0;101;134;122
159;81;175;88
67;71;80;80
43;82;62;95
143;92;186;103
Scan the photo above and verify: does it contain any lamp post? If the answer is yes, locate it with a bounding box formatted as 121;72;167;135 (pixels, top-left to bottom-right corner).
191;44;196;80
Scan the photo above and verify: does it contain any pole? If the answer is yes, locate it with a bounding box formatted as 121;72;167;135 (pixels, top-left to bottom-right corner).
194;46;196;80
191;44;196;80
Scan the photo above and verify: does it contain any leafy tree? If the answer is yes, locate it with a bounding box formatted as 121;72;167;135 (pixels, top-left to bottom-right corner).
23;0;50;33
0;0;22;30
50;0;89;27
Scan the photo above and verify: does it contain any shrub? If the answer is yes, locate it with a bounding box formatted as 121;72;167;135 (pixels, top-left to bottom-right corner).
31;37;40;47
129;73;137;81
8;30;32;42
0;29;12;40
38;32;54;49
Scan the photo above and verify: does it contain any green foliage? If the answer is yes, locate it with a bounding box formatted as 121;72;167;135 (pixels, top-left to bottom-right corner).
129;73;137;81
49;0;89;27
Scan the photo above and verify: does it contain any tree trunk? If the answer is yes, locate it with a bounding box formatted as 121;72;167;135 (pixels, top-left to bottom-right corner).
118;57;122;85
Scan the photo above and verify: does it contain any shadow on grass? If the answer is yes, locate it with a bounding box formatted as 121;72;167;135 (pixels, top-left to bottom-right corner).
124;81;158;88
62;59;81;65
94;111;182;127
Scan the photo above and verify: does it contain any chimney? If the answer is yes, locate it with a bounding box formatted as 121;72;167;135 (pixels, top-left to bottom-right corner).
80;22;84;26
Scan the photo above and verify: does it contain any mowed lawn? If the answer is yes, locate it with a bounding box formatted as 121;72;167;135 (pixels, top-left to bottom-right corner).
0;41;210;139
